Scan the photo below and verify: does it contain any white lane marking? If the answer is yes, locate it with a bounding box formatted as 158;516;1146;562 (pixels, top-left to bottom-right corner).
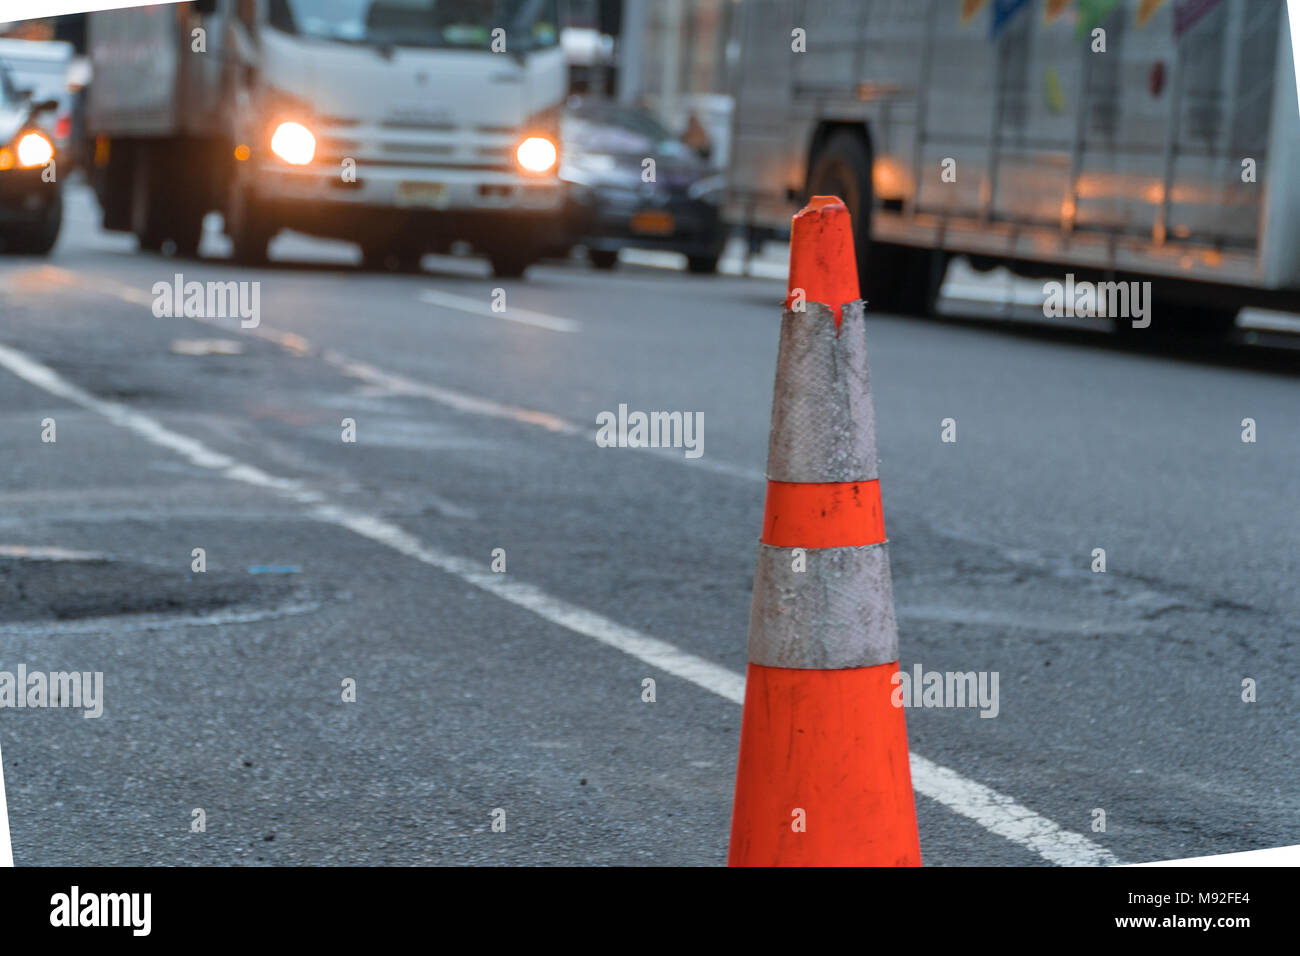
311;503;749;703
318;350;582;435
419;289;581;333
24;267;761;476
0;545;108;561
0;738;11;867
0;339;1118;866
33;267;584;435
908;754;1117;866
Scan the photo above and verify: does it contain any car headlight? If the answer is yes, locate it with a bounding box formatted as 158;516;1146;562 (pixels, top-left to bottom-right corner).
516;135;558;174
687;173;726;201
270;121;316;165
15;131;54;169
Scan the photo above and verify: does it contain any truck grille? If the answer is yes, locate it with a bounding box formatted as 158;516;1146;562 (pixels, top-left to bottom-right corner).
316;120;516;172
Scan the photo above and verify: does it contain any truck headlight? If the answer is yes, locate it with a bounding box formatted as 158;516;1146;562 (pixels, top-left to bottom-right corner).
516;136;558;174
270;121;316;165
15;131;54;169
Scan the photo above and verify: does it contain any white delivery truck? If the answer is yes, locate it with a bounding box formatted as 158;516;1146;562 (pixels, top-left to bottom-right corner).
88;0;567;276
726;0;1300;333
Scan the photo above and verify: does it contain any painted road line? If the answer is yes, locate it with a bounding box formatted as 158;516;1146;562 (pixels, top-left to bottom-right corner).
0;545;108;561
419;288;581;333
317;350;581;435
31;267;583;435
22;266;1056;572
22;267;759;474
0;338;1119;867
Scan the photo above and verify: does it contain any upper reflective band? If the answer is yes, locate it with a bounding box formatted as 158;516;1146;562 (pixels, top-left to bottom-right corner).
747;542;899;670
765;300;878;483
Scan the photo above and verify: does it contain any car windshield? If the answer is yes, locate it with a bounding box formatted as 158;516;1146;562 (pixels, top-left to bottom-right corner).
269;0;560;51
565;104;693;158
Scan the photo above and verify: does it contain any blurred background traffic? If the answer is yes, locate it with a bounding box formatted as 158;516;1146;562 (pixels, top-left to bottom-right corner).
0;1;740;278
1;0;1298;337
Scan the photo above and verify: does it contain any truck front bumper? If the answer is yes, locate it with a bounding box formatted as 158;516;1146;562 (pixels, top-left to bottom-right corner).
249;161;565;251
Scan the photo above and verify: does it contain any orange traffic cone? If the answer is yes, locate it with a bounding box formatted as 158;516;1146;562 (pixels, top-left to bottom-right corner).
728;196;921;866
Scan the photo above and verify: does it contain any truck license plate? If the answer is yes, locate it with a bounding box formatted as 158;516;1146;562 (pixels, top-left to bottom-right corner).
631;210;675;235
396;182;448;208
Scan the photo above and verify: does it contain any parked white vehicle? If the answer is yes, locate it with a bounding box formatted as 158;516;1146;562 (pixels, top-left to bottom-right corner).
726;0;1300;332
88;0;567;276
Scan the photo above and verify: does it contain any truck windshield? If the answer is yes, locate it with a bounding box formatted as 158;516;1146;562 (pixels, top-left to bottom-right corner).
268;0;560;51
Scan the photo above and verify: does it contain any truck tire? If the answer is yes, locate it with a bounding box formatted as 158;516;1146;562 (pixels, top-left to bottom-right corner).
169;202;205;259
227;183;273;266
1178;306;1239;338
687;253;720;274
129;141;206;256
131;142;185;253
1116;301;1238;340
130;149;166;252
806;129;946;316
96;139;134;233
362;244;424;273
588;249;618;270
488;248;535;279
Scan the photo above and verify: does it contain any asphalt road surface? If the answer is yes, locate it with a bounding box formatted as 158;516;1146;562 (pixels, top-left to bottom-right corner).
0;185;1296;866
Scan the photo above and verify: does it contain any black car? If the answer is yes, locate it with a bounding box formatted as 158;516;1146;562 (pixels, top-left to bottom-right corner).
0;63;61;256
560;98;725;274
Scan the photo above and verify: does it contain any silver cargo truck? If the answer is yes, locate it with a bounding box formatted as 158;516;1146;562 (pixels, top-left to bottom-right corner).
726;0;1300;332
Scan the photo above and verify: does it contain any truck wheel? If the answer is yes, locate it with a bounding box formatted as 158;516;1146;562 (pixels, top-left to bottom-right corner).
227;185;272;266
489;249;535;279
130;144;169;253
129;141;206;256
588;249;618;270
1179;306;1238;338
2;191;62;256
96;138;134;233
806;129;946;316
169;203;206;259
686;253;720;274
873;242;948;315
1117;302;1238;340
363;245;424;273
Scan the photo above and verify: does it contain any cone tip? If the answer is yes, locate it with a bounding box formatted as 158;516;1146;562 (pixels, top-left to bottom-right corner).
786;194;859;318
797;195;849;217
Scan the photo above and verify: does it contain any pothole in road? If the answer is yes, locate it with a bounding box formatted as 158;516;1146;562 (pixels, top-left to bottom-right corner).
0;555;302;623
